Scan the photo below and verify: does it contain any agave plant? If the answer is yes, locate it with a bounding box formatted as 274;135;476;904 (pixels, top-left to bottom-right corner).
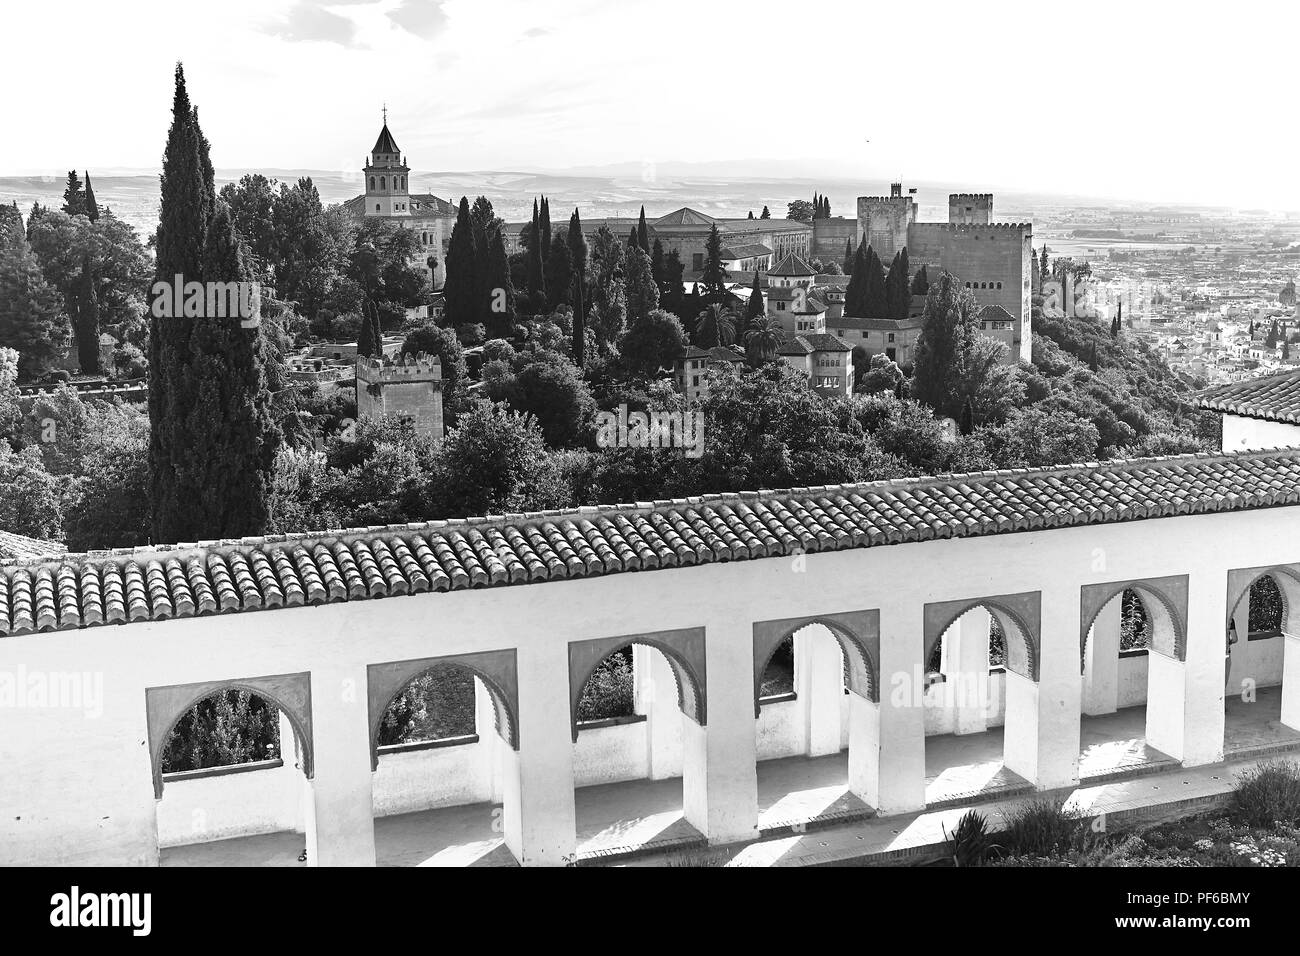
942;809;999;866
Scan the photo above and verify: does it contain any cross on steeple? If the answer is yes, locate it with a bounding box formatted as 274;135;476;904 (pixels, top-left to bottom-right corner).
382;102;387;125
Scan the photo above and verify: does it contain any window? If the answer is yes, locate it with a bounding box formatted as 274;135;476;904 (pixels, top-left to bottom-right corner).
887;333;895;342
380;176;386;189
692;253;704;270
778;301;786;311
375;204;380;212
692;375;700;387
369;176;375;190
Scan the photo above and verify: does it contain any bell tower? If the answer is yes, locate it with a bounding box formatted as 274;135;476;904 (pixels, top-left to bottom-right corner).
363;104;410;219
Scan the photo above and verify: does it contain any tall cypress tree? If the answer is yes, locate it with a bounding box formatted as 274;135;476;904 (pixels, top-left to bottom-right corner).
485;228;515;337
546;233;572;310
843;237;854;275
760;205;770;219
444;196;479;326
636;205;650;253
1039;245;1049;282
627;226;639;249
76;252;100;373
743;271;764;339
650;236;665;289
357;297;380;358
539;195;552;284
525;199;545;307
62;170;86;217
149;64;276;542
700;223;728;304
845;244;868;316
83;172;100;222
661;249;685;318
865;246;888;317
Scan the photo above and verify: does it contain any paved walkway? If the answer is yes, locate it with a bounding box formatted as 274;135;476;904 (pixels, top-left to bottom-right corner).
160;686;1300;866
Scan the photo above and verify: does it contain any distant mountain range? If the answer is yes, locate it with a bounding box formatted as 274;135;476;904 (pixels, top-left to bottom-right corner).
0;167;1229;240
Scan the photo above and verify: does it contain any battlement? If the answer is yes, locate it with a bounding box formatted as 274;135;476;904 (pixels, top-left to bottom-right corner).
355;351;442;383
949;193;993;202
858;195;913;204
929;222;1032;233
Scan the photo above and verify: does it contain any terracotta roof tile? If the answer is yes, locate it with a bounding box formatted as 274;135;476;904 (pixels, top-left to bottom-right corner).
5;450;1300;636
1196;369;1300;424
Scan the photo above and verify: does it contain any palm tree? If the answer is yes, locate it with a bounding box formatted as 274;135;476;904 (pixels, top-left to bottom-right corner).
694;303;736;348
744;315;785;365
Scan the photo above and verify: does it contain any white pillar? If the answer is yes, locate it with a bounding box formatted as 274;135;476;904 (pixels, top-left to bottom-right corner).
1146;568;1226;766
474;677;505;804
503;643;576;866
1003;586;1082;790
305;664;376;866
943;608;990;735
796;625;844;756
634;644;683;779
1083;596;1122;716
682;620;758;845
1280;635;1300;731
852;600;925;814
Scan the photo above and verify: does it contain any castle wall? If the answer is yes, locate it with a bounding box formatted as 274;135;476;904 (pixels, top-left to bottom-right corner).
811;217;857;261
856;196;915;261
356;355;445;439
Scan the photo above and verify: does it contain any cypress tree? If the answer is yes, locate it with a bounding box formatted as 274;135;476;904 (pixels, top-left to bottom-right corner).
357;297;379;358
661;249;685;317
627;226;639;249
843;237;854;276
760;205;770;219
650;236;665;289
744;271;764;335
76;252;100;373
183;199;277;539
1039;245;1049;282
485;228;515;338
700;223;728;304
525;199;545;307
845;244;868;316
444;196;479;326
748;211;754;219
84;172;100;222
62;170;86;217
911;263;929;296
539;195;552;278
567;209;588;291
546;232;572;310
150;62;216;542
636;205;650;253
865;246;888;316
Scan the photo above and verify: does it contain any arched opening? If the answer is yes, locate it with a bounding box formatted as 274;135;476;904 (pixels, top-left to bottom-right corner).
751;621;878;831
366;661;515;866
568;638;704;860
155;685;311;866
1078;586;1181;780
922;603;1036;804
1225;568;1300;754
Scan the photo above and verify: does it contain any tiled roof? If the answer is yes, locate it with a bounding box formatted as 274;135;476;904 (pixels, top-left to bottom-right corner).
978;305;1014;322
769;253;816;277
1196;369;1300;424
654;207;716;227
720;243;773;260
777;333;851;355
6;449;1300;636
832;316;923;332
0;531;66;562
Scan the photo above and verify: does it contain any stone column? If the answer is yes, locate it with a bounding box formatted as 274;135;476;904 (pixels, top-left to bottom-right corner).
942;608;991;735
1003;586;1081;790
1082;596;1122;716
796;625;844;756
1146;568;1226;766
849;599;925;814
305;664;376;866
503;642;576;866
682;620;758;845
634;644;683;780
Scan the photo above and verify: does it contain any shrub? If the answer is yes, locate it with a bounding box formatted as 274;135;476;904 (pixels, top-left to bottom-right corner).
943;809;998;866
1233;760;1300;828
999;800;1085;857
577;649;635;721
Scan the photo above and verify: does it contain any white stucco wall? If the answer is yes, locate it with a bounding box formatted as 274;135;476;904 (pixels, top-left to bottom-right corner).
1222;414;1300;453
4;503;1300;864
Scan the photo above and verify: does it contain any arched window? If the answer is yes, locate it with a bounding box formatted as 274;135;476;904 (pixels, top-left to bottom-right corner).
1249;575;1285;635
375;204;380;212
380;176;386;190
577;647;636;721
378;663;476;746
161;689;282;773
368;176;375;191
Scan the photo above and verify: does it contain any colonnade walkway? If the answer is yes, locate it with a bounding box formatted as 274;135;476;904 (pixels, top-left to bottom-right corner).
160;688;1299;866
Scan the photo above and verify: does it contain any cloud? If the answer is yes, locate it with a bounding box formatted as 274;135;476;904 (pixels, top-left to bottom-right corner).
266;2;364;47
523;27;549;37
386;0;449;39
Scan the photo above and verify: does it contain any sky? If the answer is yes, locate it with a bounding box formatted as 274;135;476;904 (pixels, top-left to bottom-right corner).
2;0;1296;210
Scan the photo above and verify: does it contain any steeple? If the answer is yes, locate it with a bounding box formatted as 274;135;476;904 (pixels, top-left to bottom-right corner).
363;105;410;218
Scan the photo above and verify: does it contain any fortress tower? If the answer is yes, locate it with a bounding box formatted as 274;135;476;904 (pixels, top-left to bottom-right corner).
356;352;444;439
363;109;411;219
949;193;993;225
855;182;916;261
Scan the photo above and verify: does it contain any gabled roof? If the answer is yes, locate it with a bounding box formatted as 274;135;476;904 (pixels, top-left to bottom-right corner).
719;243;773;260
978;305;1014;323
832;316;923;332
6;449;1300;636
770;253;816;277
372;123;400;155
1196;368;1300;424
653;207;716;227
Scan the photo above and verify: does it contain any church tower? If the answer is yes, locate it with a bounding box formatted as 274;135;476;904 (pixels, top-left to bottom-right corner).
363;106;410;219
